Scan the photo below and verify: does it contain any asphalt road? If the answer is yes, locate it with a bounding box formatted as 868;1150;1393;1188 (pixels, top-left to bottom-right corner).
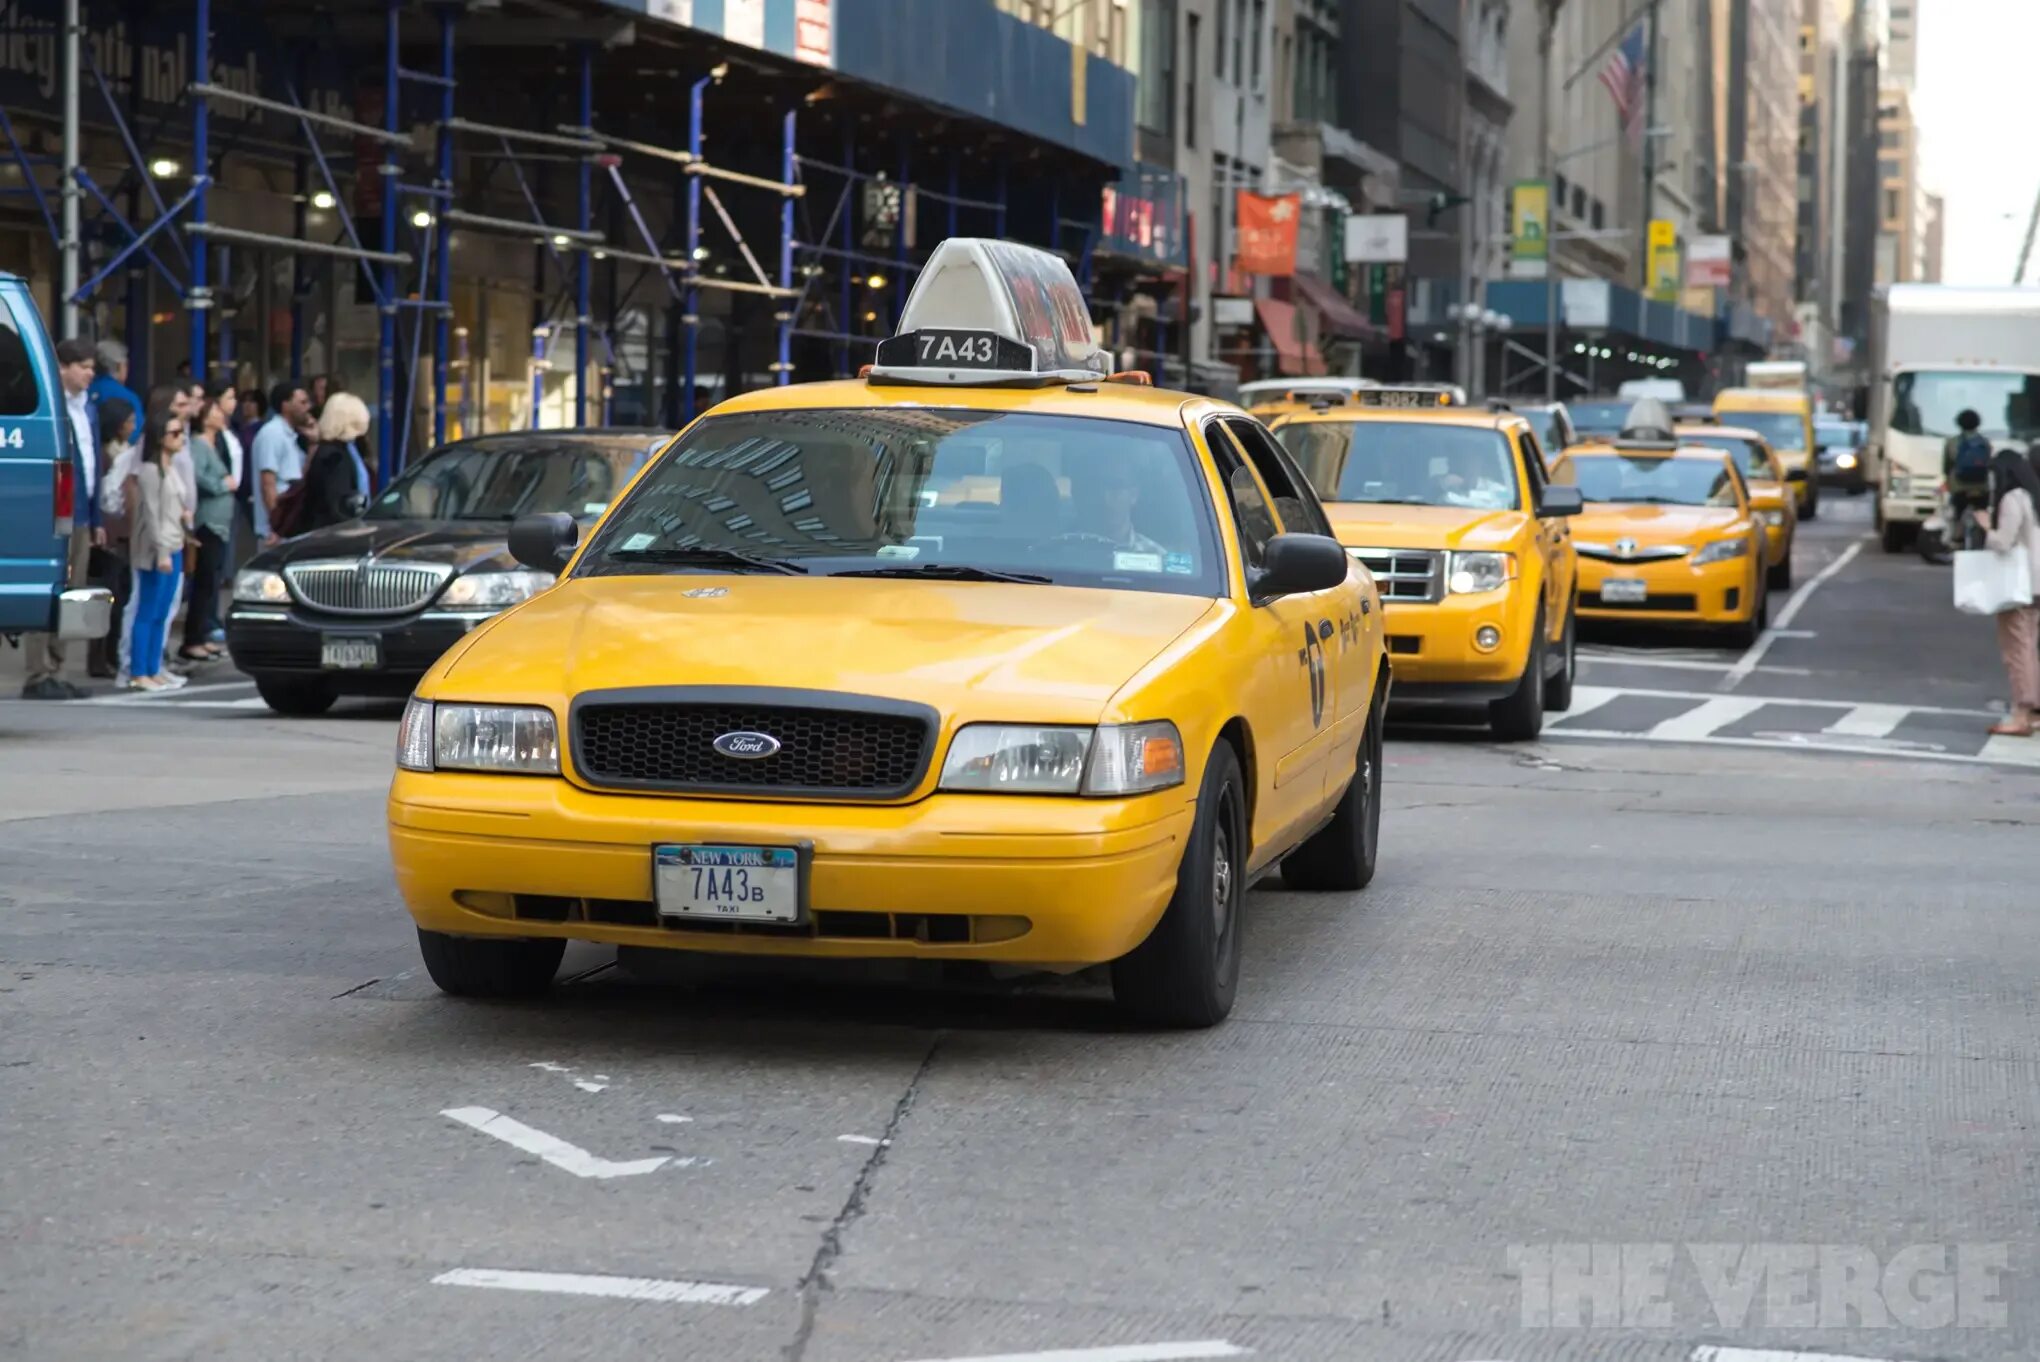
4;490;2037;1362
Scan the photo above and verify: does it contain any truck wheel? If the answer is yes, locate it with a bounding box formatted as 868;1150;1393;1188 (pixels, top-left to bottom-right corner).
417;928;565;998
1282;698;1384;893
1543;604;1578;713
255;675;337;716
1487;608;1546;741
1112;743;1245;1028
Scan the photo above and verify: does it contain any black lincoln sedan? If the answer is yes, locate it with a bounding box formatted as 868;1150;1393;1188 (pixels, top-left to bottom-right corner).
228;428;668;714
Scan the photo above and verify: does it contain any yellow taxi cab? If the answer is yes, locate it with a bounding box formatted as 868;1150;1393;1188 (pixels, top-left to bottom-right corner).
1553;403;1771;644
1266;385;1582;741
1712;386;1818;519
1675;423;1800;589
385;238;1389;1029
1238;376;1387;420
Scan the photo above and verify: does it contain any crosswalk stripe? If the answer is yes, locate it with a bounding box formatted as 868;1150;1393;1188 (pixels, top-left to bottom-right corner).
1825;703;1910;738
1977;733;2040;768
1645;696;1767;741
1555;685;1623;721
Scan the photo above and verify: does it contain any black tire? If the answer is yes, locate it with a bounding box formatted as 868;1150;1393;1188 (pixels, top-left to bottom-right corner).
1880;517;1912;554
1728;579;1770;648
1282;698;1384;892
416;928;566;998
255;674;337;716
1112;743;1245;1028
1767;547;1793;590
1801;481;1820;521
1487;607;1546;741
1543;603;1577;713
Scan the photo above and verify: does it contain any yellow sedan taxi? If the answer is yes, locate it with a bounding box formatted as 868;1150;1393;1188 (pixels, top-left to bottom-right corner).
1238;376;1385;421
1675;423;1800;589
1552;409;1771;644
1268;387;1582;741
386;238;1388;1028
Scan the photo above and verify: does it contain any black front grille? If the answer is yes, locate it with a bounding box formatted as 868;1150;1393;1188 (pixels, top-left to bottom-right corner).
573;695;933;797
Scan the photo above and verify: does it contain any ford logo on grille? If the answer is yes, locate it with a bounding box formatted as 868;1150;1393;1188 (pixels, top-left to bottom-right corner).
712;731;782;760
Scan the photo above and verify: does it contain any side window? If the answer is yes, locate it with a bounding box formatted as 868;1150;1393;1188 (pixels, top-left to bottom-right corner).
1204;421;1280;570
1222;417;1333;538
0;298;41;417
1517;429;1549;502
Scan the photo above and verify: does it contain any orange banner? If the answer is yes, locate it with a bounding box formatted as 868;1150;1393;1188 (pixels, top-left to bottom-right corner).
1235;191;1300;277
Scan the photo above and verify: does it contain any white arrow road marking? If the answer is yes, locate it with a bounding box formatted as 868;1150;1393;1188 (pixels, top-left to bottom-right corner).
433;1267;767;1306
898;1344;1247;1362
441;1106;670;1179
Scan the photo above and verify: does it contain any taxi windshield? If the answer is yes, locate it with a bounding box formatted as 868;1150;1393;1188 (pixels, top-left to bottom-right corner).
1274;421;1521;510
1679;433;1771;480
577;408;1223;596
366;434;660;522
1559;455;1741;508
1717;408;1806;451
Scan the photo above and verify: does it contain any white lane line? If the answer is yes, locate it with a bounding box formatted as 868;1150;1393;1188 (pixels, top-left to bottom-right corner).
1553;685;1624;722
1645;696;1768;742
1724;541;1864;690
1544;682;1997;718
1546;727;2032;770
1825;703;1910;738
898;1344;1247;1362
84;680;256;705
838;1133;887;1146
432;1267;768;1306
1690;1348;1905;1362
440;1106;670;1179
1579;652;1813;676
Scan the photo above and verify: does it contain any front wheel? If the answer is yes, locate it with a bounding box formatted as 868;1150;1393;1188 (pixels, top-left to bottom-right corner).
1282;698;1384;892
417;928;566;998
1801;481;1820;521
1543;604;1578;713
254;674;337;716
1487;608;1546;741
1112;743;1246;1028
1727;579;1770;648
1767;547;1794;590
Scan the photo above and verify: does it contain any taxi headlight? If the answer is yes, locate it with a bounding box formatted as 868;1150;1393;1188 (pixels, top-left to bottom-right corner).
233;568;289;604
938;721;1186;796
398;700;559;774
1446;551;1513;595
1836;452;1858;469
438;569;556;609
1692;537;1751;565
1760;509;1786;528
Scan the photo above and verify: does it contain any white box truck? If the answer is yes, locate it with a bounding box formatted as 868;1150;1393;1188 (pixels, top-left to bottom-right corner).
1868;284;2040;552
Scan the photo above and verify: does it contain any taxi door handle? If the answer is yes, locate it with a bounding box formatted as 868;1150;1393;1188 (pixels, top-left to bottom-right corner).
1317;619;1333;640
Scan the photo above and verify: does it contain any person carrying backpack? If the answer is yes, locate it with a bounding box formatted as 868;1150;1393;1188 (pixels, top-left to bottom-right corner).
1945;409;1996;545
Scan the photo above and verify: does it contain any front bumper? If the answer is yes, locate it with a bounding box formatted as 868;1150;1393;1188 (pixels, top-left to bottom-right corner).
1576;556;1754;625
226;605;492;693
1374;589;1533;691
388;772;1196;969
1879;481;1937;526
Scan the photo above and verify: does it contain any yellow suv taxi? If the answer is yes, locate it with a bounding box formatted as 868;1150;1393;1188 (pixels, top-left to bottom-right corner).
1675;423;1800;589
1268;387;1581;741
1712;386;1818;519
385;238;1389;1029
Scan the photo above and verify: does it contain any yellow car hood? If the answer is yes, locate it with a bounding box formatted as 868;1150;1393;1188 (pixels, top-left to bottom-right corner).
437;575;1220;721
1570;503;1745;545
1322;502;1528;551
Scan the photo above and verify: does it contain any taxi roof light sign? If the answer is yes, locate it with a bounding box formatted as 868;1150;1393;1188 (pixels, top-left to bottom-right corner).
1324;383;1469;410
868;238;1111;387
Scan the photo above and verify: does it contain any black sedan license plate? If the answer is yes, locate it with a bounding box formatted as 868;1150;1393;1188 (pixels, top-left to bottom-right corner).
320;635;381;670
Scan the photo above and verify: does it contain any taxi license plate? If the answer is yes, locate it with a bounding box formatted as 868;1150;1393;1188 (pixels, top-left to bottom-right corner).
654;844;802;924
1602;579;1647;604
320;635;381;669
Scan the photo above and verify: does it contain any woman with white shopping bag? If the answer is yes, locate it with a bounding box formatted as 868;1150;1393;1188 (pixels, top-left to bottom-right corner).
1965;448;2040;736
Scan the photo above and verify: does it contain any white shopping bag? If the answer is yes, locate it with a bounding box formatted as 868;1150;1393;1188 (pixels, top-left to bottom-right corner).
1952;547;2034;615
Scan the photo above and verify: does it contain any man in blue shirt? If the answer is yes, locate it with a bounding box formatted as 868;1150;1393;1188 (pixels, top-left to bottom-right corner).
251;380;312;542
88;339;141;424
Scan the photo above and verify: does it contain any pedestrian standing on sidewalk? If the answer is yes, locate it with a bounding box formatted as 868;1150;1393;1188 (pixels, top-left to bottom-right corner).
126;408;193;693
89;339;141;421
182;384;239;662
252;381;312;545
1969;447;2040;736
299;392;373;533
19;339;103;700
90;398;138;680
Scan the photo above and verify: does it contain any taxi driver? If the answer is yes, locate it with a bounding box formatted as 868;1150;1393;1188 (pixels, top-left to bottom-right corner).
1438;444;1511;509
1074;456;1168;554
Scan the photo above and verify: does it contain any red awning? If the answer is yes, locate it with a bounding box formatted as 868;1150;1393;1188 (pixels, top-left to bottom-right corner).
1254;298;1326;377
1291;272;1387;343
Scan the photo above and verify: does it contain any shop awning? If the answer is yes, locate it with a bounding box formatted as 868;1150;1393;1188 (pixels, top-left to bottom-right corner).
1254;298;1326;377
1291;272;1384;342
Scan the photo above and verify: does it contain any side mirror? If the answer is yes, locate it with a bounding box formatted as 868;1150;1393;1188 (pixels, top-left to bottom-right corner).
1785;467;1808;484
508;512;580;574
1537;485;1584;517
342;492;368;520
1253;533;1350;597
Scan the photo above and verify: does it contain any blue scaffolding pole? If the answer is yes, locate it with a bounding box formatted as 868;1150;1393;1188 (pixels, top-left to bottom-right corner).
377;0;400;487
189;0;211;377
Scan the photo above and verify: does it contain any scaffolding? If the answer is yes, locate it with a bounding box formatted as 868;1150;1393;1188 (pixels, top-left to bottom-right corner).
5;0;1120;481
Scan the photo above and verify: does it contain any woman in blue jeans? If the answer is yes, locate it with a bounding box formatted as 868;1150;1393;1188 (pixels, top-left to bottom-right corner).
126;409;192;693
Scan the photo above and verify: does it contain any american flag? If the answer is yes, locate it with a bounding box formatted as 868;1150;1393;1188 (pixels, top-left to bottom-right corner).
1598;24;1648;148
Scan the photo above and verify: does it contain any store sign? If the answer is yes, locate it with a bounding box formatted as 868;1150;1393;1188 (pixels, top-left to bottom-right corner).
1212;296;1255;327
1686;234;1732;288
641;0;837;70
1344;215;1408;265
1647;220;1681;304
1509;181;1549;279
1563;279;1611;330
1235;192;1300;277
1101;166;1184;267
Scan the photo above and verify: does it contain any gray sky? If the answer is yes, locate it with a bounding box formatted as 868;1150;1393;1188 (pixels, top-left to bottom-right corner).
1910;0;2040;284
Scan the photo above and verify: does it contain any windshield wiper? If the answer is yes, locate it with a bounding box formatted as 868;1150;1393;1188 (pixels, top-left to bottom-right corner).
605;546;809;575
829;563;1051;584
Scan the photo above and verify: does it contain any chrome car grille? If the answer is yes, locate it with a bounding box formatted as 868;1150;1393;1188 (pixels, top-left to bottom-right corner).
1573;541;1690;563
283;560;454;615
1348;547;1443;603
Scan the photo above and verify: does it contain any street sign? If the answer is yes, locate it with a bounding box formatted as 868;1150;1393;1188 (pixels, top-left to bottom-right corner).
1563;279;1611;329
1212;296;1255;327
1647;219;1681;304
1509;181;1549;279
1344;215;1408;264
1686;234;1732;288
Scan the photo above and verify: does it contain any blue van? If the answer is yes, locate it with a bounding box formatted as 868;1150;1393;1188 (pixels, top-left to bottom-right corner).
0;272;110;641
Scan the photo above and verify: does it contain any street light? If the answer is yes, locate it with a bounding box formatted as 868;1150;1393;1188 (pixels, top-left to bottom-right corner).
410;209;434;229
309;190;336;211
149;157;180;178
